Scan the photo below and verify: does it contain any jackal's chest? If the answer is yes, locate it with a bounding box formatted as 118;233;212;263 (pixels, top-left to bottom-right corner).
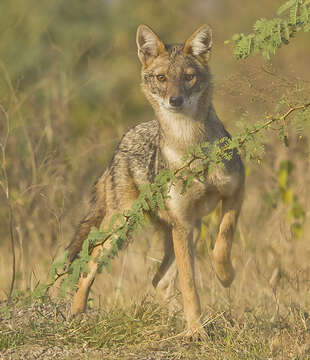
160;178;219;223
161;144;240;194
159;149;242;223
161;146;186;169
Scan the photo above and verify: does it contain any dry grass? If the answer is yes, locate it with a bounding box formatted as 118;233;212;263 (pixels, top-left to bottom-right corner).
1;291;310;359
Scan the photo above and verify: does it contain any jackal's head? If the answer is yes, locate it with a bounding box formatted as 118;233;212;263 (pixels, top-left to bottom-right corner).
136;24;213;117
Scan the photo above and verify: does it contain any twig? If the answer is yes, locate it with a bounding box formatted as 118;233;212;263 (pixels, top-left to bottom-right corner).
238;103;310;147
49;102;310;291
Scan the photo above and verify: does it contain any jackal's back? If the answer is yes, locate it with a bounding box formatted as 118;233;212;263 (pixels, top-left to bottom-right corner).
110;120;166;187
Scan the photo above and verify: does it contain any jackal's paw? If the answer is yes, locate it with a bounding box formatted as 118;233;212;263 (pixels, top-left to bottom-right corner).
184;322;207;341
70;311;87;322
213;255;235;288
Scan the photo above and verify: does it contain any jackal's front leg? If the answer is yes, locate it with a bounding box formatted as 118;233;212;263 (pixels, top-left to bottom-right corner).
213;190;243;287
172;223;201;332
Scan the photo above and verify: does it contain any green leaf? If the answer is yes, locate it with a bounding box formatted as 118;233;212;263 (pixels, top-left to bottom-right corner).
291;202;305;219
232;33;241;41
277;0;298;15
281;20;290;41
50;255;66;281
282;188;293;204
32;283;49;299
280;160;294;175
277;169;288;188
88;227;106;245
289;1;298;24
291;222;303;238
181;173;195;194
300;4;309;23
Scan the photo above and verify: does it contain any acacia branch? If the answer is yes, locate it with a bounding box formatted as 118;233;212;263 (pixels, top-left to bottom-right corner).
48;102;310;293
238;103;310;147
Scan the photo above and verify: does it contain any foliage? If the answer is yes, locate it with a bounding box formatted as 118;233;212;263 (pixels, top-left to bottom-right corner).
47;101;310;297
231;0;310;59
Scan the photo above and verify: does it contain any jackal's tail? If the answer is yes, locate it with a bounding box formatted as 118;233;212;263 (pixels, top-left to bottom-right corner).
66;174;106;263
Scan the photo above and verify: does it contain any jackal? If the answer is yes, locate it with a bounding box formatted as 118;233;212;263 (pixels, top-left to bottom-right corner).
67;24;245;333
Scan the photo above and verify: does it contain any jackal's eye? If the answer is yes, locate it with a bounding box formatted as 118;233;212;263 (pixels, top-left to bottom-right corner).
156;74;166;82
184;73;195;81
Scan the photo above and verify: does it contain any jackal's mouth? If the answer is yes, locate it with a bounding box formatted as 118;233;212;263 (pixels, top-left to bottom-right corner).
166;105;184;113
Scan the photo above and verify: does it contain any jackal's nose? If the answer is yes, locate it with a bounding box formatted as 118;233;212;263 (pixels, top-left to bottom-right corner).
169;96;184;107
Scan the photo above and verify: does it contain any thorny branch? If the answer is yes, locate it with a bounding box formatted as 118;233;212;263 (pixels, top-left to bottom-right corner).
47;102;310;292
238;103;310;146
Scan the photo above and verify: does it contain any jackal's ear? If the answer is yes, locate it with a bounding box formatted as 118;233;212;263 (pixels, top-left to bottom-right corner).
136;24;166;66
183;25;213;62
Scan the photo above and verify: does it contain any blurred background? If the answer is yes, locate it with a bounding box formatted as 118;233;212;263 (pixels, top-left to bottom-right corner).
0;0;309;315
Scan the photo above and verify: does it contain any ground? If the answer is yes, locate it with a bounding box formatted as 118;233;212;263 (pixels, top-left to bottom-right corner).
1;293;310;359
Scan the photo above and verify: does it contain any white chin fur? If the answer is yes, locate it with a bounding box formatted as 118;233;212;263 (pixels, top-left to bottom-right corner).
150;92;201;117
